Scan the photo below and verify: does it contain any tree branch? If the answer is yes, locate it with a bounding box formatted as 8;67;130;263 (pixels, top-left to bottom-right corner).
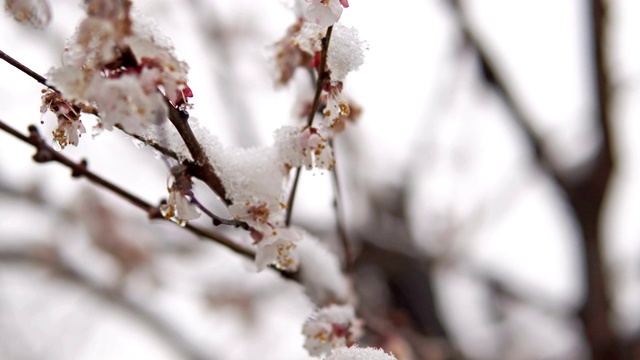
285;25;334;227
447;1;618;358
0;119;254;259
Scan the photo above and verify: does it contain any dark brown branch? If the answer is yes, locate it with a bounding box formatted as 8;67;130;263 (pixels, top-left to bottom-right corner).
190;196;249;230
0;244;216;360
448;1;618;358
0;49;50;88
285;25;334;226
0;119;254;259
164;99;230;204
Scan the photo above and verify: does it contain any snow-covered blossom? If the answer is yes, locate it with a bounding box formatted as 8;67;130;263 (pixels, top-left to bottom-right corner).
304;0;349;27
292;22;326;55
275;126;335;170
303;304;362;357
86;69;168;132
297;232;350;305
325;346;397;360
254;227;302;271
290;23;365;82
228;200;285;235
41;89;86;149
4;0;51;28
45;3;192;136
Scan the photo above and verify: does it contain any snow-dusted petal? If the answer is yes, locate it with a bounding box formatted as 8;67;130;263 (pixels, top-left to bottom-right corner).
326;346;397;360
274;126;335;170
304;0;343;27
255;227;301;271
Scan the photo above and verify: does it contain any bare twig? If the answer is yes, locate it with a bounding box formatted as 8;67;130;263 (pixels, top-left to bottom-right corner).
190;196;249;230
0;49;50;88
0;119;254;259
285;25;334;226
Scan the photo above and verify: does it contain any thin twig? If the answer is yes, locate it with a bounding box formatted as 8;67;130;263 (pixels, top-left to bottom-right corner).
285;25;334;226
190;197;249;230
328;139;353;273
0;49;50;88
0;119;254;259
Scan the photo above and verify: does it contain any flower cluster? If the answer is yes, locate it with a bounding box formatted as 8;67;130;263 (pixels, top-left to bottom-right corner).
303;304;362;356
45;0;192;139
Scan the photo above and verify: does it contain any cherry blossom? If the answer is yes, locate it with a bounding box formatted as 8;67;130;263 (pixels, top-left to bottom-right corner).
254;227;302;271
275;126;335;171
303;304;362;356
304;0;348;27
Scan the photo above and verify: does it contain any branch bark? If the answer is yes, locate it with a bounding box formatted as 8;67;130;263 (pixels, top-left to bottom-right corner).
447;1;618;358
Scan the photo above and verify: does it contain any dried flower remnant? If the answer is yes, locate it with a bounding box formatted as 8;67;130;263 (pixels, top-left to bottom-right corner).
160;165;200;225
304;0;349;27
41;89;86;150
303;304;362;357
272;20;314;86
4;0;51;28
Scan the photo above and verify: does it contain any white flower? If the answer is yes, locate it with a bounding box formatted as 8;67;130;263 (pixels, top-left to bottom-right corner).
52;118;86;150
326;346;397;360
304;0;347;27
275;126;335;171
160;188;200;225
303;304;361;357
228;200;285;235
255;227;302;271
